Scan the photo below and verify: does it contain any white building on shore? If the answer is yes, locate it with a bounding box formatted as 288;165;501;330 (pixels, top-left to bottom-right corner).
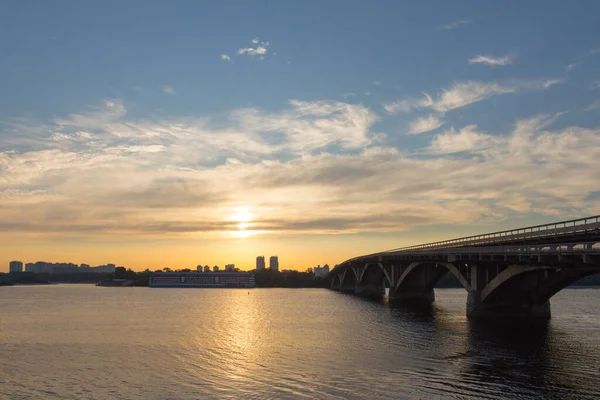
313;264;330;278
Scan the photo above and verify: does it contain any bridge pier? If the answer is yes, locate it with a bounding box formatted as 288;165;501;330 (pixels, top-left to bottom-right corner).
354;283;385;300
467;290;551;319
339;285;355;294
388;287;435;303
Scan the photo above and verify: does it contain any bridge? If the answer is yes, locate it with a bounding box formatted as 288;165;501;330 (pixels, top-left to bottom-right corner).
328;215;600;319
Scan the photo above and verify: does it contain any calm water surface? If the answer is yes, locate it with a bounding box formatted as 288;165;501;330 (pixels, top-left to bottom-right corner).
1;285;600;399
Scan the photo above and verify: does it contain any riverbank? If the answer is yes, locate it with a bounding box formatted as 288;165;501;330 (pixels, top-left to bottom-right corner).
0;272;50;286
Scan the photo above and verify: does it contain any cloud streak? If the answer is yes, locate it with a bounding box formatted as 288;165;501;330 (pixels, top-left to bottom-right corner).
408;115;445;134
160;85;176;95
438;19;471;30
469;54;515;66
384;79;563;115
585;99;600;111
428;125;495;154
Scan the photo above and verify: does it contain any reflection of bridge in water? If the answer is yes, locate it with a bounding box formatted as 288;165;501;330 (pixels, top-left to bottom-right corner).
329;216;600;319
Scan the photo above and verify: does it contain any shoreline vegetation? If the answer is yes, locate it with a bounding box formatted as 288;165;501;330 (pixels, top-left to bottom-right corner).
2;268;600;288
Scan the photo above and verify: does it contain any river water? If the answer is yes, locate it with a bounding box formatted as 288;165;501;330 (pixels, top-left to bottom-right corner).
1;285;599;399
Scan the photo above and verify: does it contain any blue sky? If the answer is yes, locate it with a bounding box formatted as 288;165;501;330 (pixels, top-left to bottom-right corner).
1;1;600;269
3;1;599;122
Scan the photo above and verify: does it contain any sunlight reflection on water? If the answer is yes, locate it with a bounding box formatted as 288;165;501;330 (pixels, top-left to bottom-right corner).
1;285;600;399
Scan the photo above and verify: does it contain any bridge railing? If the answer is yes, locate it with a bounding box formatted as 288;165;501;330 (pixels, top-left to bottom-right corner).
384;215;600;253
396;242;600;256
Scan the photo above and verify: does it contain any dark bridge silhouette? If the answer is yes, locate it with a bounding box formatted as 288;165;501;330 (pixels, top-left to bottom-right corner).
329;215;600;319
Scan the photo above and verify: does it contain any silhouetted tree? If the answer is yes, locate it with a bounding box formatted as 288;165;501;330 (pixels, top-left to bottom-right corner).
114;266;127;278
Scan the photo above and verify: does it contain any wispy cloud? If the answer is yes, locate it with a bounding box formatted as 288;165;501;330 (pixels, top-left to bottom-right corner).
429;125;495;154
385;81;513;114
591;80;600;90
585;99;600;111
566;63;577;72
468;54;515;66
53;100;126;129
384;79;563;115
430;81;515;113
543;79;563;88
160;85;176;96
438;19;471;30
408;115;445;135
220;54;232;62
238;38;270;58
383;95;432;114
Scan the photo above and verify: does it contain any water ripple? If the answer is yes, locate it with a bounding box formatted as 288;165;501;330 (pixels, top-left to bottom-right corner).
1;286;600;399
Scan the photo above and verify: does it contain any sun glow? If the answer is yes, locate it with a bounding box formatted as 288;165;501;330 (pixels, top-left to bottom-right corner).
230;207;253;222
229;207;255;238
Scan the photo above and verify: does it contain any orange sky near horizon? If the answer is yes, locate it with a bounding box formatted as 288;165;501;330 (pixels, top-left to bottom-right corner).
3;233;405;272
2;214;570;272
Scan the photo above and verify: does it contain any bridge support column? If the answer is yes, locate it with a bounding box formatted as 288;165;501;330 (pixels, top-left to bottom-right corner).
355;283;385;300
388;287;435;303
466;292;551;319
466;264;551;318
339;285;355;294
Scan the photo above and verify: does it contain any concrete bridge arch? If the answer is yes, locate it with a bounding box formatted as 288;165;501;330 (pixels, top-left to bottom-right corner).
337;266;360;293
395;261;471;292
358;263;393;287
476;264;600;317
391;261;471;302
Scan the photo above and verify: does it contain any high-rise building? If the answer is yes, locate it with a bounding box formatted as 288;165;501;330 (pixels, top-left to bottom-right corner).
269;256;279;271
256;256;265;270
204;265;210;272
196;265;203;272
213;265;219;272
9;261;23;273
225;264;235;272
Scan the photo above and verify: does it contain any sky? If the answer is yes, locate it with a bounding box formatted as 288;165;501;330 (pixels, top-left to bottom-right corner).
1;0;600;271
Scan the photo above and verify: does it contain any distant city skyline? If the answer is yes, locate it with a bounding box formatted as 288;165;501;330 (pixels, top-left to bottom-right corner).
6;260;117;274
3;256;324;274
1;1;599;271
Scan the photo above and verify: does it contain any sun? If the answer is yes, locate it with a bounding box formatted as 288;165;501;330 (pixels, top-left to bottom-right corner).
231;207;253;224
229;207;255;238
238;222;249;230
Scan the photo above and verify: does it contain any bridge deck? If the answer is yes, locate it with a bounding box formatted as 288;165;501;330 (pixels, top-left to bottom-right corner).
334;215;600;269
388;215;600;252
389;242;600;256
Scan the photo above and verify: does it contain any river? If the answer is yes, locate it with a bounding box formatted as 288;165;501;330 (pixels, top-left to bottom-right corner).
1;285;599;399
